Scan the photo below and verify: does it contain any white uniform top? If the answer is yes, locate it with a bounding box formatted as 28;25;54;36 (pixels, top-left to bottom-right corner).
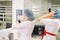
12;21;35;40
40;19;60;40
40;19;60;34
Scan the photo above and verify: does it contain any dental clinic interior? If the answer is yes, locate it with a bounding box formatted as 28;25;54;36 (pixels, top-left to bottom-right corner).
0;0;60;40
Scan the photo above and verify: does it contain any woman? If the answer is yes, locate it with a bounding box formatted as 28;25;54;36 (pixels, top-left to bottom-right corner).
38;9;60;40
12;9;35;40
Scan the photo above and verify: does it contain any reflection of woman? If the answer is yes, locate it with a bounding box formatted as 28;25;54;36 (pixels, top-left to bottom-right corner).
38;9;60;40
13;9;35;40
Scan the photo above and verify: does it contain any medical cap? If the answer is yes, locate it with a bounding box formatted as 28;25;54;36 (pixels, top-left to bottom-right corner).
54;9;60;19
24;9;35;21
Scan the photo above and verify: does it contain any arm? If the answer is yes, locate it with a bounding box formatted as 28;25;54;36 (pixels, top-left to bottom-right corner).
12;23;26;29
41;11;55;18
12;21;33;29
38;11;55;22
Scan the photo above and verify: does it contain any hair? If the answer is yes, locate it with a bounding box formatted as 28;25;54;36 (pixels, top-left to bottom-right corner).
54;9;60;19
24;9;35;21
48;8;51;13
18;20;21;23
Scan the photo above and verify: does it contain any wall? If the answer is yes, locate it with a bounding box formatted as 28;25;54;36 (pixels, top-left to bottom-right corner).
24;0;49;25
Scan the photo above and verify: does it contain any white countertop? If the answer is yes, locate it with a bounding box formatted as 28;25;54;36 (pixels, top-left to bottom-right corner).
32;36;41;40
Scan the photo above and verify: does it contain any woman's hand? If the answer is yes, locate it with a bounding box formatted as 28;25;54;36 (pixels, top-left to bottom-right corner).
38;17;41;22
48;11;55;17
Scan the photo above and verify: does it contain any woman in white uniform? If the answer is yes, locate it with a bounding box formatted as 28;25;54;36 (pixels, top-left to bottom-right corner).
38;9;60;40
12;9;35;40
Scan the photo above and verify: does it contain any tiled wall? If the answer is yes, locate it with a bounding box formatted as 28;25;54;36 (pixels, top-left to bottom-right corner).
24;0;49;25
